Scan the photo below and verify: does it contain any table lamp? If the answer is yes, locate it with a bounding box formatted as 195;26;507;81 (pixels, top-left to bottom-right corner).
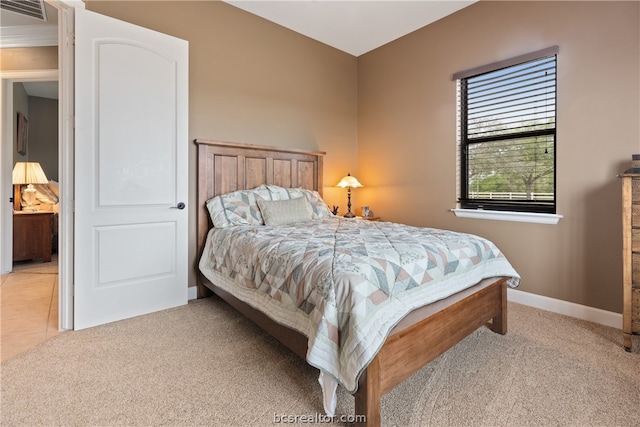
12;161;49;211
336;173;363;218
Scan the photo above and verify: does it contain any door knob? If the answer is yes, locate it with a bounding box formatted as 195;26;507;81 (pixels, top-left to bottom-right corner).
172;202;186;210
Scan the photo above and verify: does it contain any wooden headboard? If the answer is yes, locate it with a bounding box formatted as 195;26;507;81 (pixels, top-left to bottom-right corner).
195;139;326;258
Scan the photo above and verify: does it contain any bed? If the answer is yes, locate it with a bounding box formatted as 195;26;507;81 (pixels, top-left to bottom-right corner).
196;139;520;426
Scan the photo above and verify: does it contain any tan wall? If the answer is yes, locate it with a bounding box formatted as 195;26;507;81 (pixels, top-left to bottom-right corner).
85;1;359;287
358;1;640;313
0;47;58;70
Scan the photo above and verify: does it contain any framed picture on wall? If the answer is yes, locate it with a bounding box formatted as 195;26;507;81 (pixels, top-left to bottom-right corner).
17;111;28;155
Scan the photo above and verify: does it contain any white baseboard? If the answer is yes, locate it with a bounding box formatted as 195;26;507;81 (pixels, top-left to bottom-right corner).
188;285;198;301
507;288;622;330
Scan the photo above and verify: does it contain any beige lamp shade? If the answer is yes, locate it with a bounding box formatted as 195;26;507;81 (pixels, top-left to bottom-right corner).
336;173;363;189
12;162;49;185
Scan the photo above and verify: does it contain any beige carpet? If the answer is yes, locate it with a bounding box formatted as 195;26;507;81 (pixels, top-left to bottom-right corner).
1;298;638;426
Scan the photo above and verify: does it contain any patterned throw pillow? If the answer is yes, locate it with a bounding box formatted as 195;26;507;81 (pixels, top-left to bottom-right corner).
206;185;273;228
257;197;313;226
263;185;333;219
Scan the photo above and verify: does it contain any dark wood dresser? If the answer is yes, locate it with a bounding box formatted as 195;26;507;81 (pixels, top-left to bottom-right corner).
13;211;53;263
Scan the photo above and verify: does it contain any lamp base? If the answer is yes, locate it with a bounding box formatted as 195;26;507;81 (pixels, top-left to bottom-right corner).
343;212;355;218
23;184;38;212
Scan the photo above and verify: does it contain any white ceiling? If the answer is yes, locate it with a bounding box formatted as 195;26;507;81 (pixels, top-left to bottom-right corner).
22;81;58;100
223;0;476;57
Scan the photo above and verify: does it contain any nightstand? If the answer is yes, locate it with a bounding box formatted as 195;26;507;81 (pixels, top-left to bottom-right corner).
358;216;381;221
13;211;53;262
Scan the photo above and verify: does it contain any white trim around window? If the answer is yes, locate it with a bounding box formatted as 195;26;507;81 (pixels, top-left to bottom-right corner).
451;208;563;224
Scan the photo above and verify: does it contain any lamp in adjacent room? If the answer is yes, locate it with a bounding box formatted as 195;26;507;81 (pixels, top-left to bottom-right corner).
12;162;49;212
336;173;363;218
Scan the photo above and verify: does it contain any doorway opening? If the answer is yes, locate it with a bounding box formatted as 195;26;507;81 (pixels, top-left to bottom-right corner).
11;79;59;266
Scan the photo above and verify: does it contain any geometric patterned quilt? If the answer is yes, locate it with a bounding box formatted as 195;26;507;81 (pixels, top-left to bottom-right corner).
198;218;520;393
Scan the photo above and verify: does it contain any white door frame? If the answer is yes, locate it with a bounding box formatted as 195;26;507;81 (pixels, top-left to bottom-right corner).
54;0;77;331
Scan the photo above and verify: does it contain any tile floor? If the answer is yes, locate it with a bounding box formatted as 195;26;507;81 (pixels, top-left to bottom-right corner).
1;257;60;363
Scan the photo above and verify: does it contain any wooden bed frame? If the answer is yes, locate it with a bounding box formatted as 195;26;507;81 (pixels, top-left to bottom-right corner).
195;139;509;427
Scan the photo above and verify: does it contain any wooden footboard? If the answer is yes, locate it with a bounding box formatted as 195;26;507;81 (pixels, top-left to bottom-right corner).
354;277;508;427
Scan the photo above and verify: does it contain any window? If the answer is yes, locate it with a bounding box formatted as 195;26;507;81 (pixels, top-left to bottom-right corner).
454;46;558;214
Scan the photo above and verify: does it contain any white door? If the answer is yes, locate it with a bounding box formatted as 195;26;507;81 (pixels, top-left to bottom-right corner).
74;9;188;330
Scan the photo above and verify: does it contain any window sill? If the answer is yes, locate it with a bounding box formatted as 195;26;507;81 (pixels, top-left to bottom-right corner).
451;208;563;224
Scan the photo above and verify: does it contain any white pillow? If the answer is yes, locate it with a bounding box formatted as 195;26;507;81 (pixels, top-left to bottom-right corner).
262;185;333;219
257;197;313;226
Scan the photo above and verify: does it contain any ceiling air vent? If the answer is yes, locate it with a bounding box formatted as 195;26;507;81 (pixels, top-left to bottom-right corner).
1;0;47;22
